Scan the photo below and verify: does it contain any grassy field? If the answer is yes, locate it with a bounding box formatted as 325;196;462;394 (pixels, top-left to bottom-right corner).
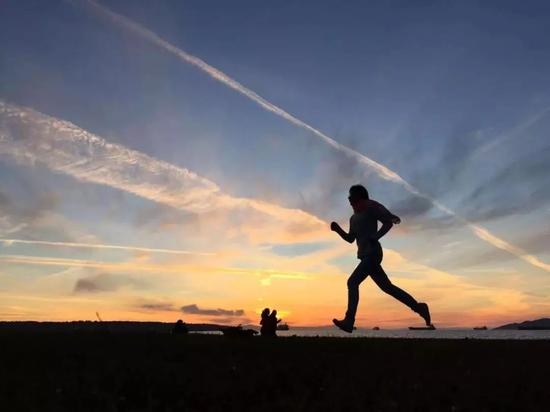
0;329;548;411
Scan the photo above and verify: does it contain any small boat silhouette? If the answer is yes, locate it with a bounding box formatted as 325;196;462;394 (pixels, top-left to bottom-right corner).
277;323;290;331
409;325;436;330
473;326;488;330
221;325;258;338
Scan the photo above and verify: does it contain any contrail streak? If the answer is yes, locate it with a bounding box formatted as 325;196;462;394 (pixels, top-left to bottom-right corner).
0;238;214;256
73;0;550;273
0;101;326;242
75;0;403;183
472;106;550;157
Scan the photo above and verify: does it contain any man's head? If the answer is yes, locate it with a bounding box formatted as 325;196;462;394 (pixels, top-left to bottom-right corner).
348;184;369;206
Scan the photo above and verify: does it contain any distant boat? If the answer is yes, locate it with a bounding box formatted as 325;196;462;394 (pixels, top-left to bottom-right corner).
221;325;258;338
372;326;380;330
473;326;487;330
409;325;436;330
277;323;290;331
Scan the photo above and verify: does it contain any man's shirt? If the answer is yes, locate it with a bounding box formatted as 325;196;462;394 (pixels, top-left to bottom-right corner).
349;200;396;258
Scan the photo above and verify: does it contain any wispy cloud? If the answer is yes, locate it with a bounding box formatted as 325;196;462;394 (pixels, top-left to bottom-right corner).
70;1;550;273
0;101;327;244
181;303;244;317
0;189;61;237
0;238;213;256
137;302;177;312
0;253;315;280
73;272;147;293
472;107;550;157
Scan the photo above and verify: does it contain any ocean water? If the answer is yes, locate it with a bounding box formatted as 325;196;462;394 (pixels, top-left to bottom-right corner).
198;327;550;339
275;328;550;340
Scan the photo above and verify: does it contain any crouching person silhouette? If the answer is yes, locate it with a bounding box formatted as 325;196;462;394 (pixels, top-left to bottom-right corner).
331;185;433;333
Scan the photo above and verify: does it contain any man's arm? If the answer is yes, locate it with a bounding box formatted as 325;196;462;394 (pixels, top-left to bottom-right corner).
374;221;393;240
373;202;400;240
330;220;356;243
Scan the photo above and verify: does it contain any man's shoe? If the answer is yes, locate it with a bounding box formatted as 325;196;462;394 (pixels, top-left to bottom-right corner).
416;302;432;326
332;318;354;333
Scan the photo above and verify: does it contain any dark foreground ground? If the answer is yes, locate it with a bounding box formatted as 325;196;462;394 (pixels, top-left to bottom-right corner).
1;330;549;411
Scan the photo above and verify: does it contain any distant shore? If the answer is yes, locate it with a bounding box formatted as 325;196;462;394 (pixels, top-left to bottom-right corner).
1;329;549;411
2;320;549;334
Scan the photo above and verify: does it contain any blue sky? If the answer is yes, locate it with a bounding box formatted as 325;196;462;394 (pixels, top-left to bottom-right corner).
1;0;549;326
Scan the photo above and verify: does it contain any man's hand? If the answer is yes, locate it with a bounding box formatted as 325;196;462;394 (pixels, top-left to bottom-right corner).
331;221;355;243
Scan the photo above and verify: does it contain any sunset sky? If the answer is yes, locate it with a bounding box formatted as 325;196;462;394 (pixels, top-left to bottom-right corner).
1;0;549;328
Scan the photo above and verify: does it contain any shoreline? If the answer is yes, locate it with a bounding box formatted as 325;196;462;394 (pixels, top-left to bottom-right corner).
2;321;549;340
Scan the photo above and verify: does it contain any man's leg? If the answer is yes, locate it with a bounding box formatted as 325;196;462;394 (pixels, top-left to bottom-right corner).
344;260;370;324
334;260;369;332
370;264;418;310
370;264;432;325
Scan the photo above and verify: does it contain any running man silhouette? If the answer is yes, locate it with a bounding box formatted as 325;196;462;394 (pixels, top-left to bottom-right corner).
331;185;433;333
